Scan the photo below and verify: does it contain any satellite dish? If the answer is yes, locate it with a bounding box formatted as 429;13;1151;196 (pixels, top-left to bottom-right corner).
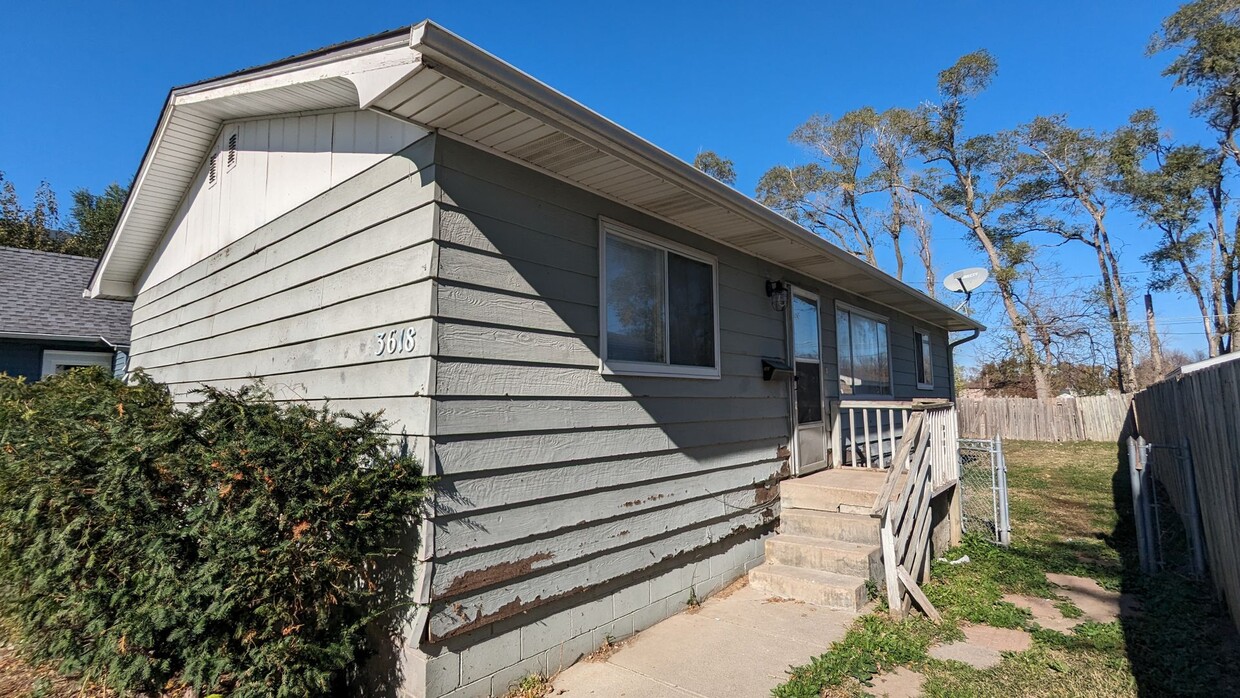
943;267;989;312
943;267;989;294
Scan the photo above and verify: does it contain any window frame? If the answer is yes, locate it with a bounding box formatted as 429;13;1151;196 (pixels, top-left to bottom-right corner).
598;217;721;379
835;301;893;398
41;350;114;379
914;327;935;390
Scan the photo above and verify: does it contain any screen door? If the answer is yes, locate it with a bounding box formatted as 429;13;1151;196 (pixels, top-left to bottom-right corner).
792;290;827;474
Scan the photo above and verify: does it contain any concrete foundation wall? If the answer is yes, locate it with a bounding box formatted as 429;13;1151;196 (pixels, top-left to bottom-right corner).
404;530;768;698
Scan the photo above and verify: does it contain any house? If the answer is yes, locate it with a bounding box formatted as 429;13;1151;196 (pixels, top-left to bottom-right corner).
87;22;983;698
0;246;131;380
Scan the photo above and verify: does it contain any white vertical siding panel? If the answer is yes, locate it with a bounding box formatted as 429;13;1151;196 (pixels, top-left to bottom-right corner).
330;111;356;186
137;110;428;294
232;119;270;242
377;114;409;155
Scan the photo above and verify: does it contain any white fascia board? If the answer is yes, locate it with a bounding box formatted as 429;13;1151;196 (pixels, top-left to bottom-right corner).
172;43;421;108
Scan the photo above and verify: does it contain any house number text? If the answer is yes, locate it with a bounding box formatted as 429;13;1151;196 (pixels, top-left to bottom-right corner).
375;327;417;356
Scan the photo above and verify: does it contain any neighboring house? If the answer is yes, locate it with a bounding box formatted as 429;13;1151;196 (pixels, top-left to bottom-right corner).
0;246;131;380
87;22;983;698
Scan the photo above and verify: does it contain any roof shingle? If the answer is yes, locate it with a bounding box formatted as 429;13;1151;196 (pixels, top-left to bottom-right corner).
0;246;132;344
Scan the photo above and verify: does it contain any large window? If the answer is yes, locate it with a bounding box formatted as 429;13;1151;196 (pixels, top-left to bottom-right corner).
915;328;934;389
837;304;891;396
601;220;719;378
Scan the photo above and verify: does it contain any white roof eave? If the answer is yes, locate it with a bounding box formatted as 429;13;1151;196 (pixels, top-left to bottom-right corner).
88;20;983;334
408;22;983;333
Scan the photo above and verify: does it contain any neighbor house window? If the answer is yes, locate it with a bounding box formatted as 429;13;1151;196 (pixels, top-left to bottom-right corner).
600;219;719;378
40;350;114;379
915;328;934;390
836;304;891;396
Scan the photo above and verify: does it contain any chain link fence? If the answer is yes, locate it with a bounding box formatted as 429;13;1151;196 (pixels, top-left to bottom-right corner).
958;437;1011;545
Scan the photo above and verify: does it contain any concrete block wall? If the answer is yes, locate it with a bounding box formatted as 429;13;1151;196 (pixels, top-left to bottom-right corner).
405;531;769;698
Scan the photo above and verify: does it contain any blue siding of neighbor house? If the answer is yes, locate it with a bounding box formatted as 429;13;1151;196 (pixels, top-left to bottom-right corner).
0;340;42;380
0;339;121;381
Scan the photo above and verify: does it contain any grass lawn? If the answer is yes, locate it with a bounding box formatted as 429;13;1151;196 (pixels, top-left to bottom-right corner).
773;440;1240;698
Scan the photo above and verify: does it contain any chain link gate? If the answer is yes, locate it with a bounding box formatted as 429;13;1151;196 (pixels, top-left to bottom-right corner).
958;436;1012;545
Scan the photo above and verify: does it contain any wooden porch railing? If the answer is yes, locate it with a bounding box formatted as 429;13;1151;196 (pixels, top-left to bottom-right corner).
831;400;912;469
870;403;959;619
831;400;959;488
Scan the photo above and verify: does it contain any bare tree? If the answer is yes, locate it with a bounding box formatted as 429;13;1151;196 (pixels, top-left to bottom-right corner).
910;201;937;298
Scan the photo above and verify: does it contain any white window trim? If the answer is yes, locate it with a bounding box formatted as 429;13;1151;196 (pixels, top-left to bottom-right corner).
41;350;114;378
598;217;721;380
835;300;893;398
914;327;935;390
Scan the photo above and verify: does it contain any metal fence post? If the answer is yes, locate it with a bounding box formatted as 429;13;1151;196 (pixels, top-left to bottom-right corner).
1179;440;1208;578
995;434;1011;546
1128;435;1157;575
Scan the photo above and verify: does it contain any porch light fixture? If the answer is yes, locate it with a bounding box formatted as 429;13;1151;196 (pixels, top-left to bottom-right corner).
766;280;789;312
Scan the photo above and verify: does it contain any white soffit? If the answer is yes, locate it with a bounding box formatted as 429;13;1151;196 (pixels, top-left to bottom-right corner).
91;21;981;333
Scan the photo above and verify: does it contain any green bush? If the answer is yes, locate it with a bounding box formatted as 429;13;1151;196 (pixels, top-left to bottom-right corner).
0;368;429;696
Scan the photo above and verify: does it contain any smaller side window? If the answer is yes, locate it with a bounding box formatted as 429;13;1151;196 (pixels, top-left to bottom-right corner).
915;329;934;390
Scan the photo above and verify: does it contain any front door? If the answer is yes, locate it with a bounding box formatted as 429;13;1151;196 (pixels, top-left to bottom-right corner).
792;290;827;475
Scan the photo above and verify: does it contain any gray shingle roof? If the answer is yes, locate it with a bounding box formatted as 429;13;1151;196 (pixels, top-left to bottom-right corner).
0;246;132;344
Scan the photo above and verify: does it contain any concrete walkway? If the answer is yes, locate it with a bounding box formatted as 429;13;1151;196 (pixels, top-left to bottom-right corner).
552;582;856;697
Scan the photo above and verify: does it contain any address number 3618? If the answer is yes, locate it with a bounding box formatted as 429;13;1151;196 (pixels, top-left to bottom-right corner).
375;327;417;356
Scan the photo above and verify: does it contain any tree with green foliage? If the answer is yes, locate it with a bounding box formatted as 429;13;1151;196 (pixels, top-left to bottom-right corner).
756;107;926;279
1151;0;1240;353
1110;110;1227;354
1013;115;1139;391
0;172;63;252
65;182;127;258
0;171;127;258
898;51;1054;398
692;150;737;185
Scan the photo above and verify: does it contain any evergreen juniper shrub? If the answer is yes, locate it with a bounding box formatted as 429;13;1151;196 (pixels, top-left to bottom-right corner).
0;368;429;697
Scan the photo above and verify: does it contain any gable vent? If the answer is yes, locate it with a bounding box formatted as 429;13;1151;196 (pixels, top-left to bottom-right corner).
207;153;217;186
227;132;238;169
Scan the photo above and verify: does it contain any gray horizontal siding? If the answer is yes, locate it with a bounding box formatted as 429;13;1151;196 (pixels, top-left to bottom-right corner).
425;138;787;640
129;136;439;442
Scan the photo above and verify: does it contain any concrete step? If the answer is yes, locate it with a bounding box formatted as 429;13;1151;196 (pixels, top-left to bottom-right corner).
781;478;881;512
764;534;883;580
748;563;868;611
781;510;881;545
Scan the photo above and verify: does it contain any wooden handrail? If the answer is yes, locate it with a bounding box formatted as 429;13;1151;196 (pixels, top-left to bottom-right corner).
873;407;945;621
871;411;925;516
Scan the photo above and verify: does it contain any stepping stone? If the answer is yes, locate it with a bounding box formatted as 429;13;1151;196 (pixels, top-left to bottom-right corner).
1002;593;1078;633
929;640;1002;669
1045;573;1137;623
961;623;1032;653
867;666;926;697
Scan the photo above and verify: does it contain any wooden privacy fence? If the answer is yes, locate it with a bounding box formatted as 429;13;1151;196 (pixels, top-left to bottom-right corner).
957;394;1132;442
1130;359;1240;633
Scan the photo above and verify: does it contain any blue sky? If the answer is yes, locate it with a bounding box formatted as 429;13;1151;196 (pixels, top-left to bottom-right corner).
0;1;1211;363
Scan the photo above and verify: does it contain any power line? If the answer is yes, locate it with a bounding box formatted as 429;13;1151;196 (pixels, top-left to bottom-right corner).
903;269;1156;287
